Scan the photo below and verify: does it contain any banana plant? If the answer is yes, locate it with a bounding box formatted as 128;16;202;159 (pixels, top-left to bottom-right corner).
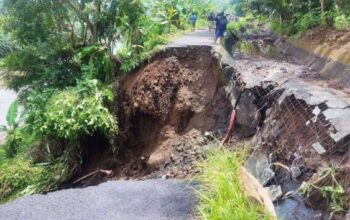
0;100;19;132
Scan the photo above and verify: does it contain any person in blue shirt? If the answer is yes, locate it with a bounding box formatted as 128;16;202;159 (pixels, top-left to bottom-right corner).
215;12;228;44
189;13;197;32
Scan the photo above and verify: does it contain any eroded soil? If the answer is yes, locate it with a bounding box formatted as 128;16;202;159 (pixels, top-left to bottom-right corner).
116;47;232;180
75;47;232;185
75;31;350;218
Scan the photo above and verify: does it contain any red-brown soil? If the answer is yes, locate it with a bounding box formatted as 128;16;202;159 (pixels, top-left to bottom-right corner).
77;47;232;185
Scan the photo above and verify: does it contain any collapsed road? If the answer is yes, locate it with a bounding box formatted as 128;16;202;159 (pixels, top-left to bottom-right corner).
1;29;350;219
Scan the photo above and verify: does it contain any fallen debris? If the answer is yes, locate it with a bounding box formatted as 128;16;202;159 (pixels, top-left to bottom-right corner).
73;169;113;185
264;185;283;203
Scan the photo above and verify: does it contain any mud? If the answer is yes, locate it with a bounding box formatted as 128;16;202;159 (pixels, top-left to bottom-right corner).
111;47;231;180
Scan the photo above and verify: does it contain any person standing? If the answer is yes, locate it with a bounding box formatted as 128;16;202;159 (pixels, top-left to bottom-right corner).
215;12;228;44
189;13;197;32
207;12;215;31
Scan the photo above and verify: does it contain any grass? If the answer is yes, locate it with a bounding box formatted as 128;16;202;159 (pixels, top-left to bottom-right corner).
196;148;271;220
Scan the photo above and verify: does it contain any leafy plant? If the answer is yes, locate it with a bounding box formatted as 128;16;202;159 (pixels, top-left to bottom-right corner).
294;12;320;33
300;165;347;217
117;46;141;74
0;153;69;203
334;15;350;30
0;100;19;132
77;45;114;83
27;79;118;146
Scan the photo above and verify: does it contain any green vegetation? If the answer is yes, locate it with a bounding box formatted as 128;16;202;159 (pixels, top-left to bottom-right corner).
196;148;270;220
0;0;215;203
227;17;248;39
300;165;347;217
231;0;350;35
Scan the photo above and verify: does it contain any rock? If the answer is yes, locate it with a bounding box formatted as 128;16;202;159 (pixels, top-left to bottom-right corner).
260;167;275;186
245;152;275;186
204;131;212;137
161;175;168;179
256;63;263;70
264;185;282;202
312;142;326;155
147;150;171;170
235;91;260;137
291;167;302;180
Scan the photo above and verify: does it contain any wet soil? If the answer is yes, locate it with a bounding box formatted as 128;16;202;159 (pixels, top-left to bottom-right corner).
115;47;232;180
76;47;232;185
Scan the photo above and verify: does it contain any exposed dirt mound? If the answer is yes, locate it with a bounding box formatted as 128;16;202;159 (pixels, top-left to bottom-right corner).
114;47;231;179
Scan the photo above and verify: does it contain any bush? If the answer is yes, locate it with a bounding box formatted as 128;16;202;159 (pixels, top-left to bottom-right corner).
294;12;320;33
27;79;118;145
270;20;296;36
4;129;23;158
0;155;69;203
334;15;350;30
0;158;44;202
227;18;248;39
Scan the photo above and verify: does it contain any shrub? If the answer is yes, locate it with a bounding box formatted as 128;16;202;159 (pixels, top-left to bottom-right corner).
270;20;296;36
0;154;70;203
26;79;118;145
0;158;44;202
334;15;350;30
227;18;247;34
294;12;320;33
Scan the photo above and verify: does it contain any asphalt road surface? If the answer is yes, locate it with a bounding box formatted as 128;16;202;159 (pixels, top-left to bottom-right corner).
0;180;198;220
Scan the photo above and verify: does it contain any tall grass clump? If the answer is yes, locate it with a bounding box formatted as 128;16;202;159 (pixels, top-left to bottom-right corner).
196;148;270;220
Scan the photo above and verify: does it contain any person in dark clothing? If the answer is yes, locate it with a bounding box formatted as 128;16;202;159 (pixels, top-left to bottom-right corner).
215;12;228;44
207;12;215;31
189;12;197;32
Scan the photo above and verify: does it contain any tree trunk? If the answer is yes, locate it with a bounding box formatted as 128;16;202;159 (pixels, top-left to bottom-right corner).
320;0;325;14
91;0;102;44
91;23;98;44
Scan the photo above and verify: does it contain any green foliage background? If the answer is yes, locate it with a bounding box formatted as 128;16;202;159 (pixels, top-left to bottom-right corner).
230;0;350;35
